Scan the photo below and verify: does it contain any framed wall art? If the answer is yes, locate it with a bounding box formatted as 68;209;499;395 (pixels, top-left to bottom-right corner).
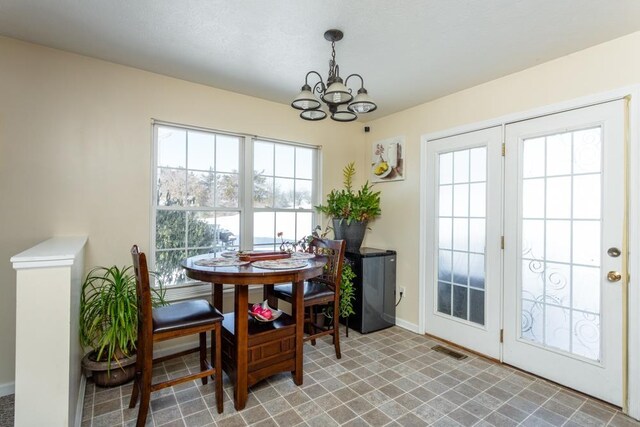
371;136;405;182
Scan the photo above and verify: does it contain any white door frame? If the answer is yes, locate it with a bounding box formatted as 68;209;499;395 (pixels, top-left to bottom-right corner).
419;85;640;417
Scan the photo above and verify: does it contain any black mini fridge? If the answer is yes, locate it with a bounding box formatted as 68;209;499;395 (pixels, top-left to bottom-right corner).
341;248;396;334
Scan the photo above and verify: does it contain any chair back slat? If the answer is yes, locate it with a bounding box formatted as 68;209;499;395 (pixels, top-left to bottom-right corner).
131;245;153;341
308;238;346;294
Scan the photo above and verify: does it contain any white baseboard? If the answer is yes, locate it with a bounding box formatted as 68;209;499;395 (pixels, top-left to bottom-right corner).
74;374;86;427
0;381;14;397
395;318;420;334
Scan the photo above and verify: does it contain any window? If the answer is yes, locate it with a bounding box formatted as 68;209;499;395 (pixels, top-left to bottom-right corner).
152;123;319;288
252;139;317;252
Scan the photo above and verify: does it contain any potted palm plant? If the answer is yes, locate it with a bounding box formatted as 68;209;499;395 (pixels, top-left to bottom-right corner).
80;265;166;387
315;162;382;252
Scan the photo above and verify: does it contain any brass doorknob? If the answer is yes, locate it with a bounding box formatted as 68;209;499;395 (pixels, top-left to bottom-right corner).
607;271;622;282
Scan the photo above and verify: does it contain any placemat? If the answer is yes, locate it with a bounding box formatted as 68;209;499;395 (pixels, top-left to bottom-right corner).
252;259;309;270
194;258;249;267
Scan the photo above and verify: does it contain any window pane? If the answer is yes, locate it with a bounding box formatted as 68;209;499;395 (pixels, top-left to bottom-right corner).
253;175;273;208
157;168;186;206
188;130;214;171
452;285;468;320
469;147;487;182
187;171;214;207
254;212;275;247
156;249;186;286
439;250;452;282
158;127;186;168
276;212;296;244
275;144;295;177
438;282;452;315
523;137;545;178
217;212;240;249
274;178;294;208
295;179;312;209
546;133;571;176
296;147;313;179
453;184;469;217
254;141;274;175
439;218;452;249
297;213;313;241
453;150;469;183
216;135;240;173
156;210;185;249
439;152;453;185
573;128;601;174
216;173;239;207
187;212;218;248
469;289;485;325
439;185;452;217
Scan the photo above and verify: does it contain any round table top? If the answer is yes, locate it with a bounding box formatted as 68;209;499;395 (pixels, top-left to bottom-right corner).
181;253;327;285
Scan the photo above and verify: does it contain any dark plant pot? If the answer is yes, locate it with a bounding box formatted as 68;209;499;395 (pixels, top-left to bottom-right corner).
332;219;367;253
81;351;137;387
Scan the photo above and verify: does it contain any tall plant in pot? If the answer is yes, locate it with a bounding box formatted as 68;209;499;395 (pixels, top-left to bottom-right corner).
316;162;381;252
80;265;166;387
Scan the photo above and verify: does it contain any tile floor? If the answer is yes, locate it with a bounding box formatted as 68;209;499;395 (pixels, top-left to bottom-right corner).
81;326;640;426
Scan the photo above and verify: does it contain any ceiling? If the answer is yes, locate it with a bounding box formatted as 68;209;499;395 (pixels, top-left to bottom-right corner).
2;1;640;121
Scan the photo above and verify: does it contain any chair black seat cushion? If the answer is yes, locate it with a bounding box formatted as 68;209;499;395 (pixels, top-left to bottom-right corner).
273;281;335;301
153;300;223;334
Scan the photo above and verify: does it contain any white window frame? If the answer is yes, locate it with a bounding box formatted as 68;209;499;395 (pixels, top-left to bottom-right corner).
150;120;320;301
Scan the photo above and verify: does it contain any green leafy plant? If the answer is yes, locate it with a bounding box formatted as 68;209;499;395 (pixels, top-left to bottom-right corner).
338;261;356;318
323;260;356;321
80;265;166;370
315;162;381;224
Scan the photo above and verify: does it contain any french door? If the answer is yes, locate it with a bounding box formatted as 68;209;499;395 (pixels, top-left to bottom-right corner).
425;127;503;359
425;100;626;405
503;100;625;405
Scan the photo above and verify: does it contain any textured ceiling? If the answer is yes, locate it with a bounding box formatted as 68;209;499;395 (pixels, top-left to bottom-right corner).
1;0;640;121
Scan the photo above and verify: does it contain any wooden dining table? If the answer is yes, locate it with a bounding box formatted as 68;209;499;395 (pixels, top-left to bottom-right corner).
181;254;326;410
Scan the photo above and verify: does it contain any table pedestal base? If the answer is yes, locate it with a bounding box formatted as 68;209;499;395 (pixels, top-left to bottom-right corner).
220;311;297;407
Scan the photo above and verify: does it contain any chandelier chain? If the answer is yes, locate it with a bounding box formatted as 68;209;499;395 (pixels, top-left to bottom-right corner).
329;40;337;80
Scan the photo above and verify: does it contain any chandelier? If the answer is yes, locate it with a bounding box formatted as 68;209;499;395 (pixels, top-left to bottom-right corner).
291;29;377;122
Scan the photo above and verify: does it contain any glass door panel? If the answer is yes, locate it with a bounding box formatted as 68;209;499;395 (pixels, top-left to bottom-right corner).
437;147;487;325
520;128;602;360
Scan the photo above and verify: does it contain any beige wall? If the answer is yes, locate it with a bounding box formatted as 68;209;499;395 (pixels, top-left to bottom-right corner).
364;31;640;327
3;28;640;389
0;37;363;388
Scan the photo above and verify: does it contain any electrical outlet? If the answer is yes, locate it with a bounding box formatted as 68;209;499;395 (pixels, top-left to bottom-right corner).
399;286;406;296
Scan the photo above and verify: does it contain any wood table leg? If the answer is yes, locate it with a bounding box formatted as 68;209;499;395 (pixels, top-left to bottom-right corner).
293;279;304;385
234;286;249;410
213;283;223;311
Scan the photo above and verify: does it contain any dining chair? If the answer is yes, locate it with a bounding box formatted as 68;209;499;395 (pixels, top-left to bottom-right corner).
129;245;223;427
265;238;346;359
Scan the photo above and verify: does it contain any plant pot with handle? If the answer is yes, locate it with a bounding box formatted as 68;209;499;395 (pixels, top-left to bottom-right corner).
332;219;368;253
80;265;166;387
316;162;381;252
81;350;137;387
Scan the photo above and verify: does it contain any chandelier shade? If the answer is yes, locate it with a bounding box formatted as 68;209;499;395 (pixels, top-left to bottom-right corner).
300;108;328;121
291;84;321;110
322;79;353;105
292;29;377;122
331;104;357;122
348;88;377;114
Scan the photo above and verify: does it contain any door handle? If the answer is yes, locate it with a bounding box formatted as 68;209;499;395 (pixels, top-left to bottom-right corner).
607;271;622;282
